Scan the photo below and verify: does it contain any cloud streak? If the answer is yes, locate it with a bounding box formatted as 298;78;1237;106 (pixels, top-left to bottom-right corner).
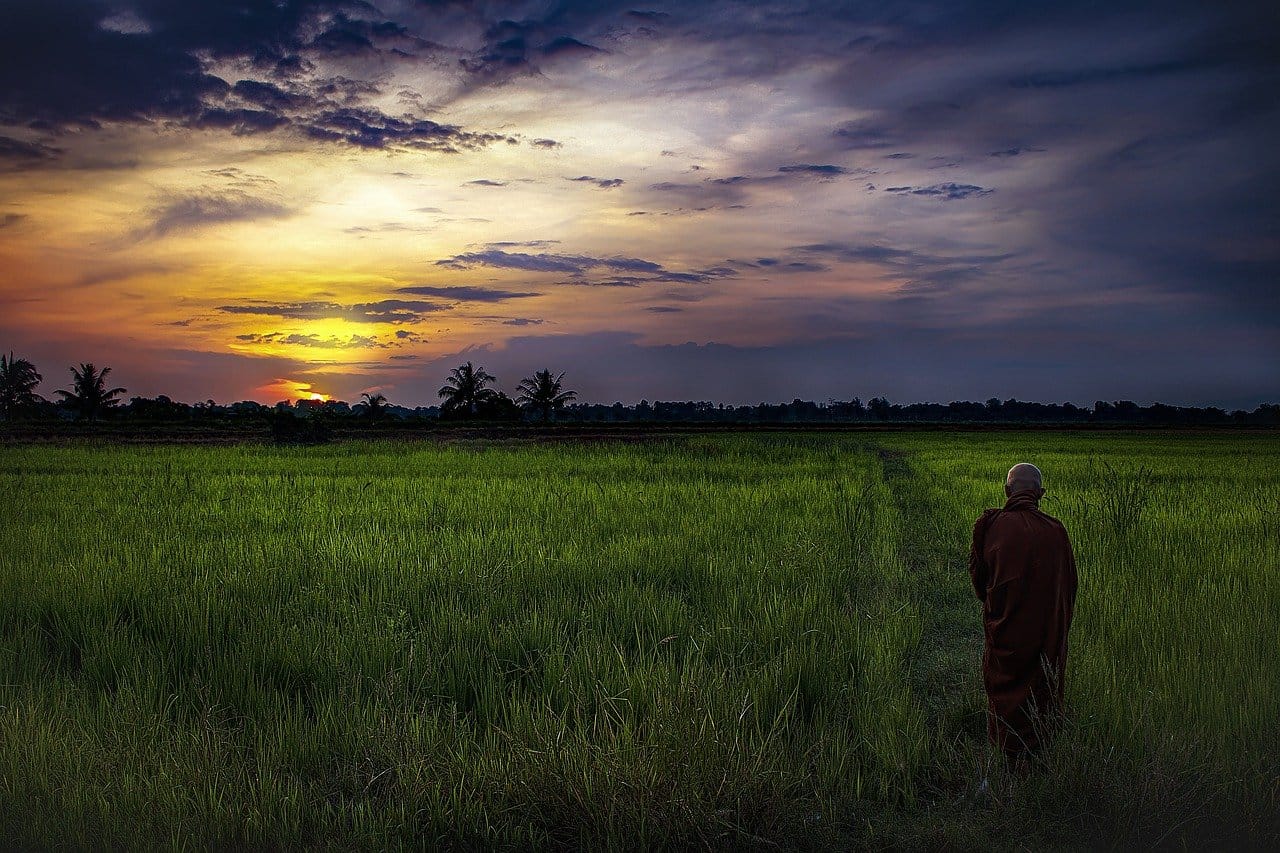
435;249;738;286
235;331;403;350
395;285;542;302
883;183;994;200
218;299;449;324
137;190;293;239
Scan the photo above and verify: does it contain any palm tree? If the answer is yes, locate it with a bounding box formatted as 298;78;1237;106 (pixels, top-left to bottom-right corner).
361;391;389;420
0;353;42;421
54;363;126;422
516;369;577;421
438;361;497;416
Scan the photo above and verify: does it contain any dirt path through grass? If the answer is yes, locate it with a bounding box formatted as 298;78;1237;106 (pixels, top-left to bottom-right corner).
871;446;984;740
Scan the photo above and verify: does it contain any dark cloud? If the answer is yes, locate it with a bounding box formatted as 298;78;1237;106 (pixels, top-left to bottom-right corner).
0;135;61;165
303;108;506;152
311;76;382;102
626;11;671;22
793;242;1013;292
737;257;831;273
644;306;683;313
190;108;290;135
395;285;541;301
989;146;1045;158
529;137;562;148
458;18;538;79
883;182;993;200
434;250;647;273
777;164;849;175
457;16;608;86
466;179;508;187
541;36;604;58
201;166;276;186
0;2;227;133
218;299;449;324
438;250;578;273
646;177;752;208
137;189;293;239
483;240;562;249
1009;57;1214;90
0;1;514;158
342;222;430;235
236;331;395;349
308;25;373;55
231;79;310;112
562;277;647;287
688;265;738;279
268;54;315;78
0;213;26;228
831;119;898;150
501;318;545;326
69;261;178;289
306;12;415;57
568;175;625;188
653;163;870;198
794;242;1011;267
436;248;737;287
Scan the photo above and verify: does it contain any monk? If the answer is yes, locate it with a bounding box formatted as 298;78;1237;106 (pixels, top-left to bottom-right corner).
969;462;1078;759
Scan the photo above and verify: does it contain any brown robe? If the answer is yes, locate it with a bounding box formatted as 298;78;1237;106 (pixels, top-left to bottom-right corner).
969;489;1078;756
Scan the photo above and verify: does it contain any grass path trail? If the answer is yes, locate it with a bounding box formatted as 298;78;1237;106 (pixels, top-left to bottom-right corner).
872;447;986;747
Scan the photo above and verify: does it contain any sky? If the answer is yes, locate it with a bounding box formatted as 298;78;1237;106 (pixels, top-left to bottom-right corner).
1;0;1277;408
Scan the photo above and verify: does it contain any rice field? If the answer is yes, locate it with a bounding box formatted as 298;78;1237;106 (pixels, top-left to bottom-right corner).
0;433;1276;849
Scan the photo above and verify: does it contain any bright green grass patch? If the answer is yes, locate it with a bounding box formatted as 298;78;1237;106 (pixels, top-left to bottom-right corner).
879;432;1280;845
0;434;1276;848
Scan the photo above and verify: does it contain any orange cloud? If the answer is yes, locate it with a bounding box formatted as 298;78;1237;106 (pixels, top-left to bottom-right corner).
257;377;327;402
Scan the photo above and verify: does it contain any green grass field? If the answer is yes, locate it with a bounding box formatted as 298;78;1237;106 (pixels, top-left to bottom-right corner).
1;433;1276;849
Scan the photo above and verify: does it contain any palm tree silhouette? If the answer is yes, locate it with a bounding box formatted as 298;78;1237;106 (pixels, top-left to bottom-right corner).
516;369;577;421
0;353;42;421
438;361;497;416
54;363;126;422
361;391;389;420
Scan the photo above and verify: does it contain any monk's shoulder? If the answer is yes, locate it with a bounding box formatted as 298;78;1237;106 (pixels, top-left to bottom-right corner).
1032;508;1075;542
1033;508;1068;529
972;507;1001;530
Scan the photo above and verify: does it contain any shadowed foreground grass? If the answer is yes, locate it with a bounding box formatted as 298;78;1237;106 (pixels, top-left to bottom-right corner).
0;434;1276;848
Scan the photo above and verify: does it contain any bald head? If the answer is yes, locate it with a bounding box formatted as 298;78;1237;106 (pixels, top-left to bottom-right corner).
1005;462;1044;499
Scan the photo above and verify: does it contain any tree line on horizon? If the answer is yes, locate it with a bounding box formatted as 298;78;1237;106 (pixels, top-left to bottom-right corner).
1;352;1277;428
0;355;583;424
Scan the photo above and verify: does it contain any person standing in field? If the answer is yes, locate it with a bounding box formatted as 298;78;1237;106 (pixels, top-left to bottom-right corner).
969;462;1078;760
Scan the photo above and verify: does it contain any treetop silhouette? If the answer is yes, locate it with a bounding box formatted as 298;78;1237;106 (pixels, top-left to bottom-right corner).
0;352;42;421
438;361;498;416
360;391;389;421
516;369;577;421
54;363;126;422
